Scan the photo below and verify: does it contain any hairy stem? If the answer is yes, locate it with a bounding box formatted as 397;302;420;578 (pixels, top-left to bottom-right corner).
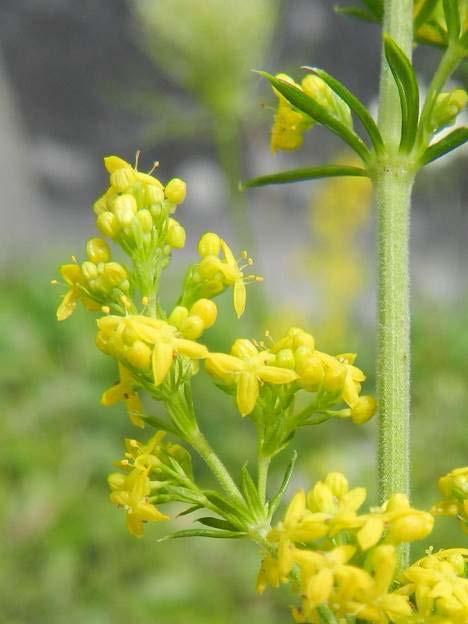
376;0;415;569
257;455;271;506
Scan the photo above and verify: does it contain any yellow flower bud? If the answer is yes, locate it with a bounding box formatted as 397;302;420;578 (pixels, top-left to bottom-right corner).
113;194;138;226
388;510;434;543
180;315;205;340
104;155;131;173
103;262;127;287
305;568;333;608
324;472;349;498
168;306;189;329
190;299;217;329
167;220;186;249
93;194;109;215
110;167;134;192
165;178;187;204
146;184;165;204
430;89;467;131
322;364;346;394
86;237;111;263
275;348;295;369
126;340;152;369
81;261;98;281
198;232;221;257
299;356;324;389
136;209;153;233
351;395;377;424
107;472;126;491
97;211;120;238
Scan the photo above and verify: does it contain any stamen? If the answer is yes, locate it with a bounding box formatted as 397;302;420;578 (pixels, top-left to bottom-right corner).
134;149;141;170
148;160;160;175
50;279;59;285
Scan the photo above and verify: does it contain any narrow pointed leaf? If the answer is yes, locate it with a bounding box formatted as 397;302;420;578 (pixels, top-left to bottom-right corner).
384;36;420;152
334;6;379;22
268;451;298;516
414;0;439;31
442;0;461;40
259;71;370;163
159;528;247;541
204;490;252;524
242;165;368;189
420;127;468;165
196;516;240;531
240;464;264;515
140;414;178;435
303;67;384;152
177;504;203;517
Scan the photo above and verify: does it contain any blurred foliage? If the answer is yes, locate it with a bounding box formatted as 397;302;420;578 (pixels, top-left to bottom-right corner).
0;263;466;621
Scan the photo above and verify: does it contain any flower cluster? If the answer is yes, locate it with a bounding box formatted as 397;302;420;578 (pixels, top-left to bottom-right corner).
432;466;468;534
256;472;453;623
270;73;352;152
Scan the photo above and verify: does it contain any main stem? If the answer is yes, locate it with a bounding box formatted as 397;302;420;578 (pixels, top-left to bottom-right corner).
376;0;414;568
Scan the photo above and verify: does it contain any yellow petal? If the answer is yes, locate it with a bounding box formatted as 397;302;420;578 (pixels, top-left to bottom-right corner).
233;280;246;318
152;342;174;385
175;338;208;360
305;568;333;608
236;371;259;416
357;516;384;550
104;155;132;173
258;365;298;385
101;383;126;406
126;394;145;429
56;289;78;321
205;353;244;378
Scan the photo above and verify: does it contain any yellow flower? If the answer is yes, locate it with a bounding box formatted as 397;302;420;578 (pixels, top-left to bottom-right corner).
383;493;434;544
205;338;298;416
56;263;100;321
109;466;168;537
432;466;468;534
96;315;208;387
270;74;314;152
101;363;145;428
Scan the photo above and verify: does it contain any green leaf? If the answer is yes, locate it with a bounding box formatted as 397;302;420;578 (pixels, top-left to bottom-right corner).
414;0;439;31
268;451;297;517
196;516;240;531
442;0;461;41
158;528;247;541
384;35;420;152
177;504;203;517
303;67;384;152
140;413;178;435
420;127;468;165
242;165;368;189
204;490;252;524
334;6;380;23
259;71;371;163
240;464;264;515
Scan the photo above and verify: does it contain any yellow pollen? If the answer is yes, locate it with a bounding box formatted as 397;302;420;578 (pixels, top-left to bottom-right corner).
50;279;59;285
101;305;110;314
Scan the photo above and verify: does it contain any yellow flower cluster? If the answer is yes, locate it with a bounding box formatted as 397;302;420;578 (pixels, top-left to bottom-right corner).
415;0;468;47
206;327;376;420
56;238;129;320
94;155;187;249
398;548;468;623
108;431;189;537
257;472;435;623
270;73;352;152
181;232;263;318
432;466;468;534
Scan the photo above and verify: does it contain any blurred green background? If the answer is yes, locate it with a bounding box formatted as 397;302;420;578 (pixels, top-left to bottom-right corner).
0;1;467;622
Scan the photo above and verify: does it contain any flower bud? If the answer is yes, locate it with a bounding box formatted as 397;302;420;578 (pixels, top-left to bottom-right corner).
351;395;377;424
388;511;434;544
146;184;165;205
103;262;127;287
110;167;134;192
150;203;163;219
275;348;295;369
93;194;109;215
324;472;349;498
136;209;153;233
97;211;120;238
86;237;111;263
323;364;346;394
198;232;221;257
113;194;138;226
165;178;187;204
430;89;467;131
107;472;125;491
180;315;205;340
293;345;314;373
190;299;217;328
168;306;189;329
167;220;186;248
299;355;324;388
81;261;98;281
126;340;152;369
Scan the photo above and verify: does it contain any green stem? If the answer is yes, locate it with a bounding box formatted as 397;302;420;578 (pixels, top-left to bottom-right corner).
257;455;271;506
190;429;245;505
376;0;415;570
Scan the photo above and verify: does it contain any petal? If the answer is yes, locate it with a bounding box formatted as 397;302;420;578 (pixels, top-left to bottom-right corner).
59;264;83;285
233;280;246;318
135;500;169;522
258;365;298;385
126;513;144;537
56;289;77;321
152;342;174;385
175;338;208;360
101;383;126;406
205;353;244;378
126;394;145;429
220;238;237;268
104;155;132;173
236;371;259;416
357;516;384;550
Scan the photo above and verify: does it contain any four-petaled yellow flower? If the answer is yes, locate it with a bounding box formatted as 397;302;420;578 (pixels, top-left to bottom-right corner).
205;339;298;416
